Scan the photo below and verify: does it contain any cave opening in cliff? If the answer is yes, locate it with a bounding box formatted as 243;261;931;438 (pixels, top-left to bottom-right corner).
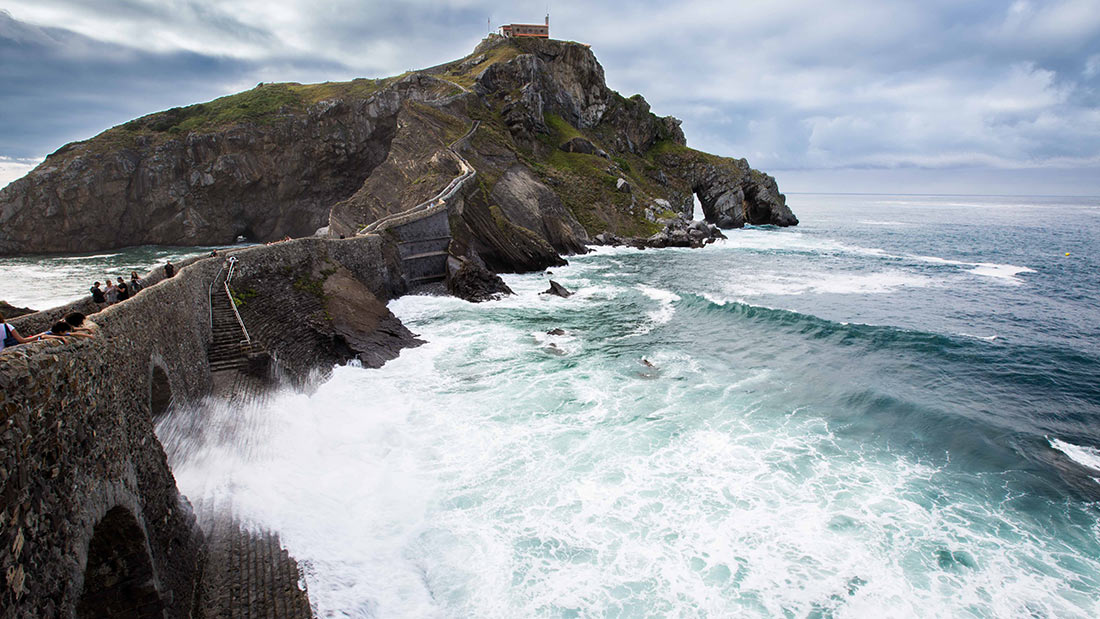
76;506;164;618
150;364;172;420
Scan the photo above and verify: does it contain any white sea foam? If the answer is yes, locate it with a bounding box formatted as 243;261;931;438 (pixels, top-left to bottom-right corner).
1049;438;1100;475
856;220;911;226
967;263;1036;282
712;230;892;259
57;252;123;260
636;284;680;323
958;333;999;342
158;286;1100;618
723;269;932;297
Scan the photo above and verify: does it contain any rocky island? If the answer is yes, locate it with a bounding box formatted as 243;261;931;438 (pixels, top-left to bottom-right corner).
0;35;796;270
0;35;797;618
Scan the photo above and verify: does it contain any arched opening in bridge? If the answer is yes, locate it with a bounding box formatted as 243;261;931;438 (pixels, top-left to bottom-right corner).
150;365;172;420
76;506;164;618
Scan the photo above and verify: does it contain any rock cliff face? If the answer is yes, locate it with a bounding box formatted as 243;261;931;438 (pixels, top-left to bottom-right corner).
0;35;797;265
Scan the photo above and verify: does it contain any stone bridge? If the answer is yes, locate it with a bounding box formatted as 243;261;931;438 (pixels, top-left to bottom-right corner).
0;233;410;617
0;116;481;618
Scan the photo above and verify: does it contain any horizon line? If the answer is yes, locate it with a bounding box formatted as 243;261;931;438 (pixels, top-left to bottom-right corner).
784;191;1100;199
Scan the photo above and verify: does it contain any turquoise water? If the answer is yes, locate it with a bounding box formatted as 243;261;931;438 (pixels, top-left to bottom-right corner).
161;193;1097;617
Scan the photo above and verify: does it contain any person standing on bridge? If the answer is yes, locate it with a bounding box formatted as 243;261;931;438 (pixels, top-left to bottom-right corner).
90;281;106;304
116;277;130;301
104;278;120;304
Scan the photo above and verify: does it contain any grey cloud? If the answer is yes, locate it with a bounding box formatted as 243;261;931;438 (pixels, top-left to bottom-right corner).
0;10;346;158
1;0;1098;194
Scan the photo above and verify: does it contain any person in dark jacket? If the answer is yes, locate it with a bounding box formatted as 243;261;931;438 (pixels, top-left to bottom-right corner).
116;277;130;301
90;281;106;304
164;260;175;278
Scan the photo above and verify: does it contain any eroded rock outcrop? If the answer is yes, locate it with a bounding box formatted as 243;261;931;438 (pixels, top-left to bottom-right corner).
446;255;513;302
595;216;726;249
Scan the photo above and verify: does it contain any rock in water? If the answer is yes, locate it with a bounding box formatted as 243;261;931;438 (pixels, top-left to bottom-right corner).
547;328;566;335
541;280;573;298
0;300;35;319
446;256;513;303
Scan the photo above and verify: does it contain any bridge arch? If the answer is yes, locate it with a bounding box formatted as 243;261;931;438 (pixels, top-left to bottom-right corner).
149;353;173;420
76;505;165;618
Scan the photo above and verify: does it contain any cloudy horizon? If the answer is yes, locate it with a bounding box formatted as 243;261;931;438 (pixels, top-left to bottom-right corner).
2;0;1098;195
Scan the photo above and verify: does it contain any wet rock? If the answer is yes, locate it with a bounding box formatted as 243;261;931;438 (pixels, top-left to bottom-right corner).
595;217;725;250
446;256;513;302
546;328;566;335
541;280;573;298
593;232;623;246
0;300;36;319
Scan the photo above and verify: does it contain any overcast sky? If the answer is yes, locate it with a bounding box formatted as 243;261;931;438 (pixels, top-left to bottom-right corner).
2;0;1098;194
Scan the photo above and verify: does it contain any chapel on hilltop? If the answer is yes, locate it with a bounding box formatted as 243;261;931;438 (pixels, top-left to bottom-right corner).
498;15;550;38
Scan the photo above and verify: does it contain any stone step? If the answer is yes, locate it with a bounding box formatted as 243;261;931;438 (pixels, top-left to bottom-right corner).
209;340;243;348
402;250;450;261
210;359;247;372
208;344;245;354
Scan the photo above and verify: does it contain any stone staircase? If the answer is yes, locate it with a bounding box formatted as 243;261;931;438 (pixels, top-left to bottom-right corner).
195;498;312;619
208;267;251;375
358;120;480;288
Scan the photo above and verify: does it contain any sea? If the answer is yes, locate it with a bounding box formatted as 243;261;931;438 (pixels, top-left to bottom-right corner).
4;193;1099;617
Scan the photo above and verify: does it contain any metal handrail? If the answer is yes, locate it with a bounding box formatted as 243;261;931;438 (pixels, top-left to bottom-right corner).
223;258;252;347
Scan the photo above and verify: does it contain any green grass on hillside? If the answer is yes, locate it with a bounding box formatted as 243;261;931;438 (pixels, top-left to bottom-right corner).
432;41;523;89
528;113;666;236
126;79;394;136
63;77;398;155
